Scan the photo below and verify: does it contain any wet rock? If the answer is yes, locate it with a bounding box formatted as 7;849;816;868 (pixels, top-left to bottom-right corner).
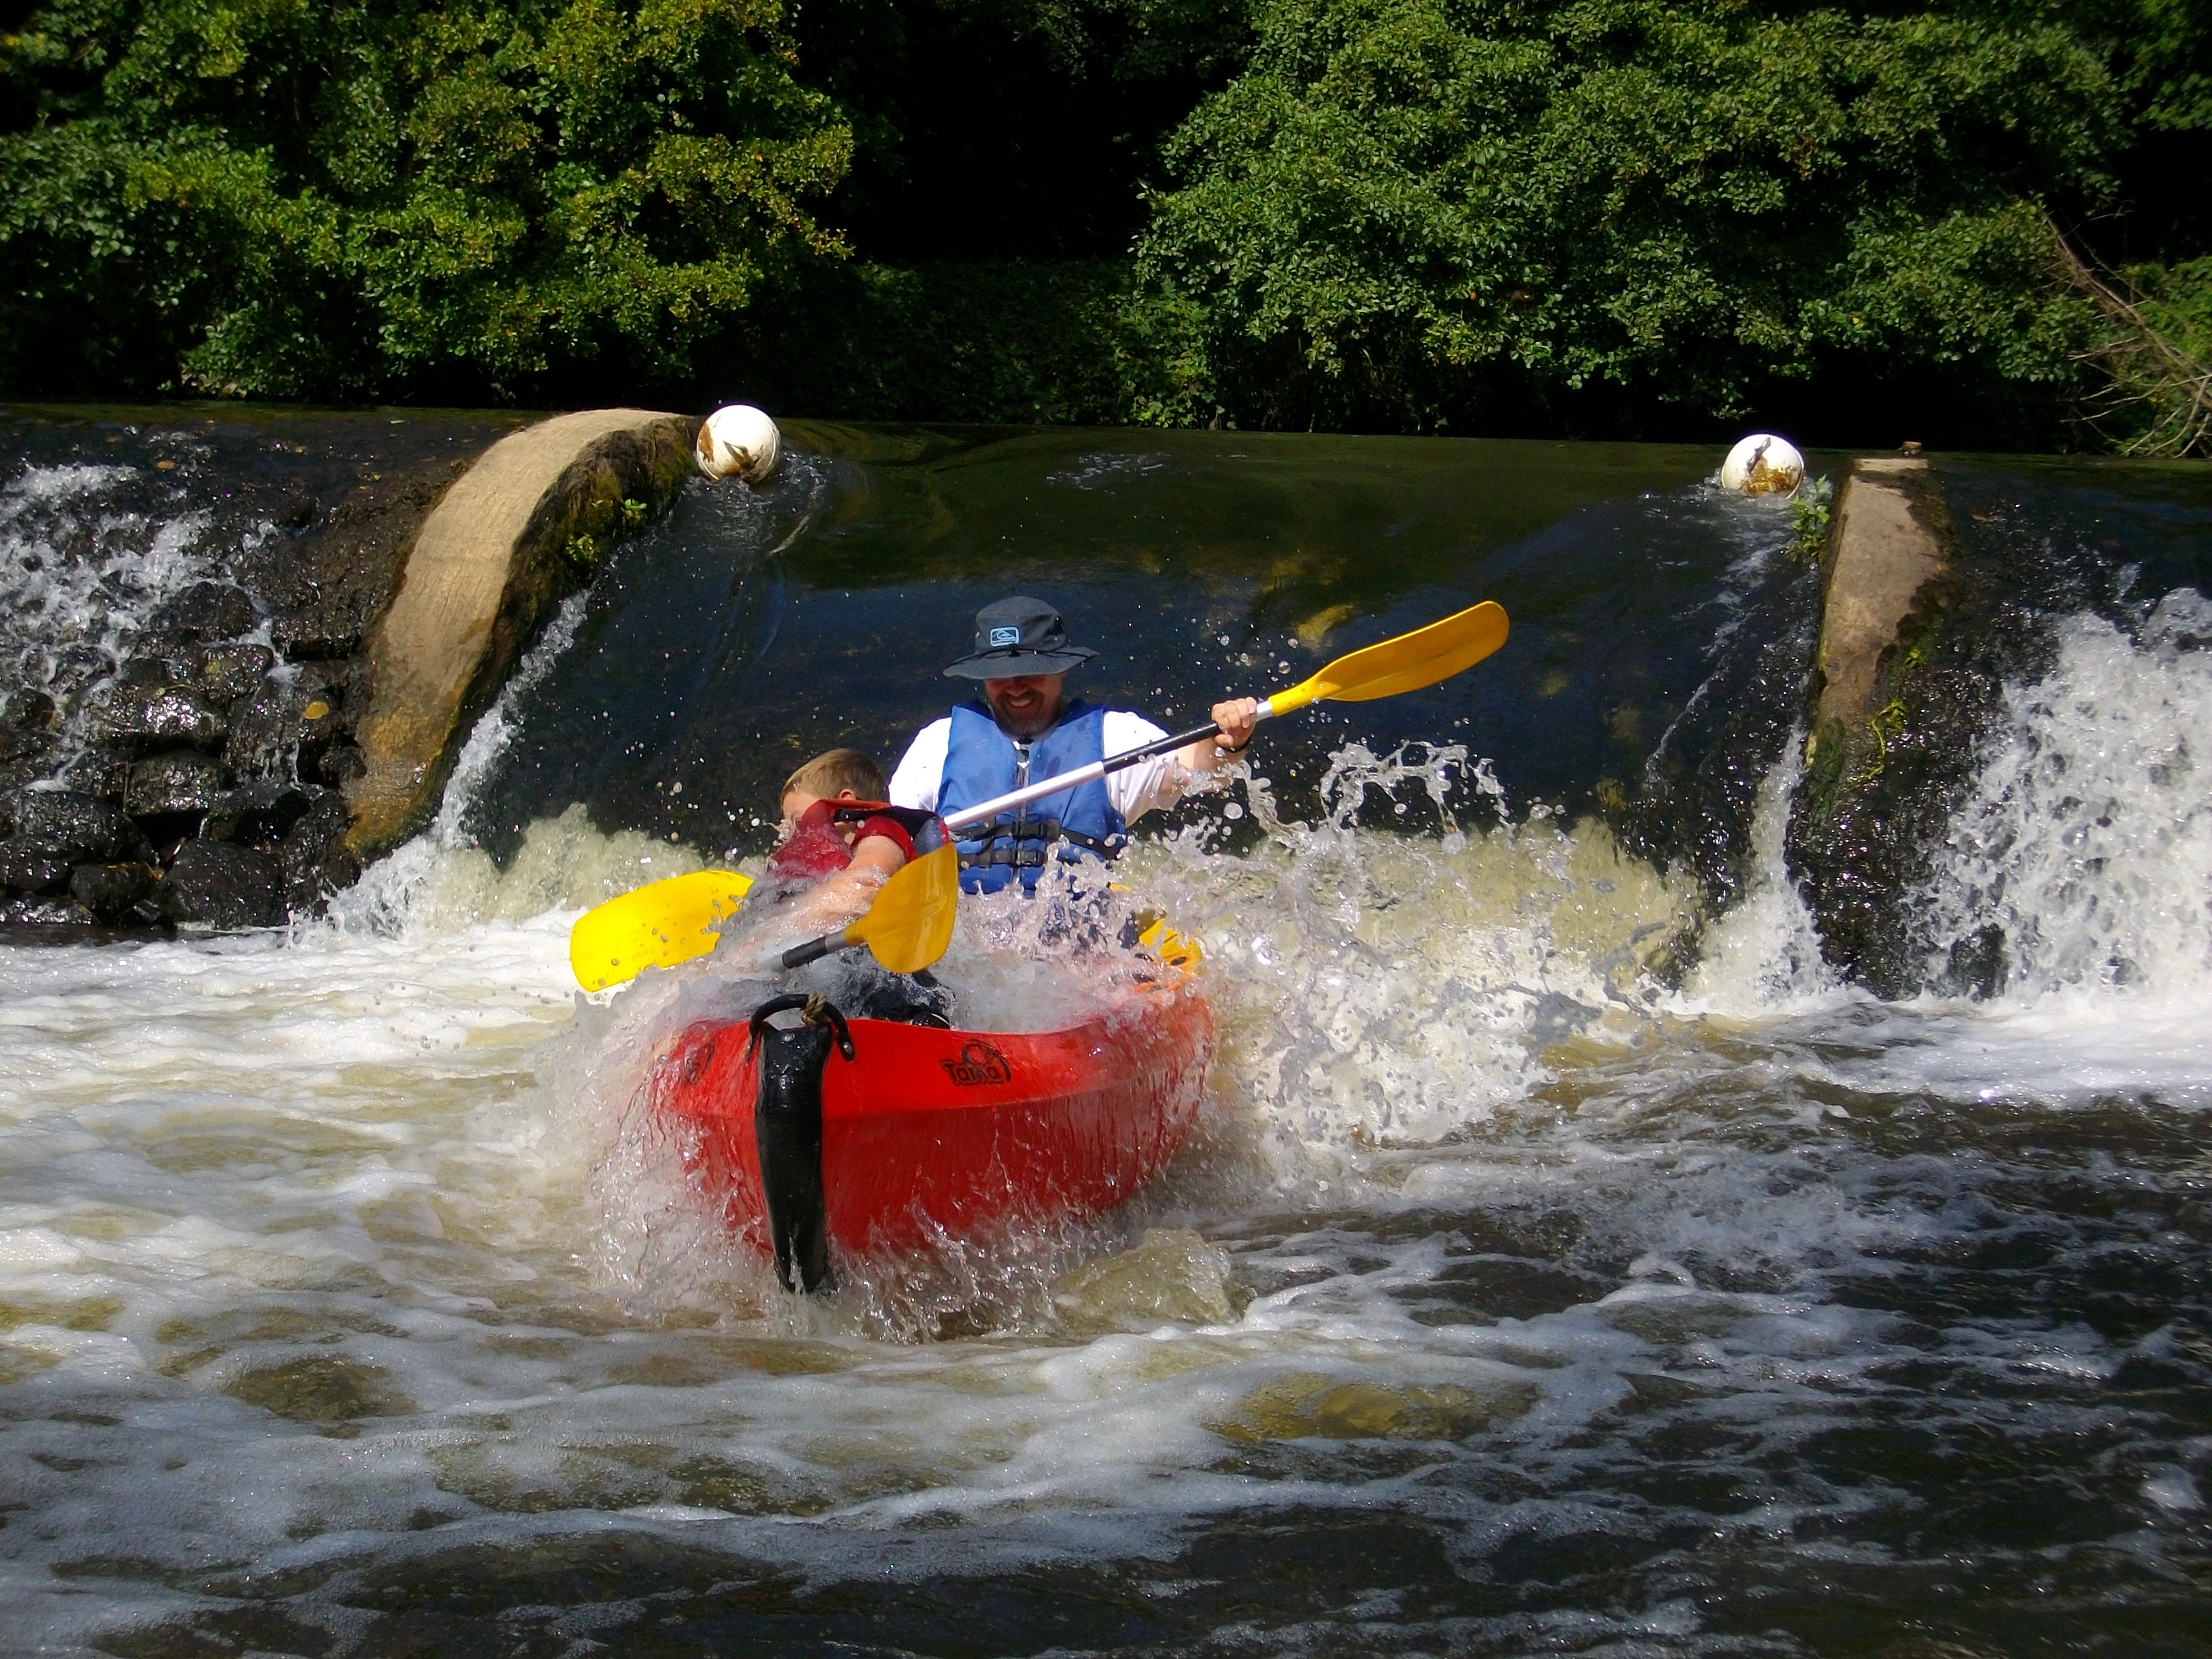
10;790;152;863
53;749;131;804
1;687;62;780
195;643;275;708
1785;459;2054;996
2;688;56;731
70;860;155;919
226;681;345;780
1940;923;2009;1000
0;895;96;928
203;782;315;845
317;742;367;786
280;792;361;914
273;608;363;660
125;750;230;817
161;839;284;929
92;683;228;754
0;842;72;894
0;722;54;773
239;454;479;669
152;581;256;643
116;655;186;688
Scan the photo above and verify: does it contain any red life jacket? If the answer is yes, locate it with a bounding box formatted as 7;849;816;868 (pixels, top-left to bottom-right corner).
766;800;932;880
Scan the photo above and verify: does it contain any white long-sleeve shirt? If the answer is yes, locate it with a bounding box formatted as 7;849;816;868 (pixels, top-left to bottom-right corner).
887;711;1191;823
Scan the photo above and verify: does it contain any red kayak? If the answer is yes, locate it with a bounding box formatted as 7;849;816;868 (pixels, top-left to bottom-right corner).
646;970;1213;1275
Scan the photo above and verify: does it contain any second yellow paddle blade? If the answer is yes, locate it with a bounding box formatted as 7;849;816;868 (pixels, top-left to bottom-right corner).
1272;599;1509;712
569;868;754;991
854;843;960;974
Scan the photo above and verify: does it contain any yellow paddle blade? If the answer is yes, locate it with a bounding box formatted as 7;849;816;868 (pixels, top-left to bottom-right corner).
569;868;754;991
1268;599;1509;715
848;843;960;974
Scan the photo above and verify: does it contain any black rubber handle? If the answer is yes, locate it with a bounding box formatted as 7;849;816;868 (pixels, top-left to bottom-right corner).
1105;720;1231;773
779;933;846;970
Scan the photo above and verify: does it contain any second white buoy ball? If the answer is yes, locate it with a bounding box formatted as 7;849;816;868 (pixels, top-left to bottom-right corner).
1718;434;1805;496
695;404;780;484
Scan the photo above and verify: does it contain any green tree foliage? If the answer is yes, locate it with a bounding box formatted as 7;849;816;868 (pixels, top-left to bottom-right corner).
0;0;853;398
1130;0;2122;429
2;0;2207;444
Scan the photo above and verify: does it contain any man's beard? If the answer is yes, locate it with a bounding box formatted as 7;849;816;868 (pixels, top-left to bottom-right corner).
990;696;1064;739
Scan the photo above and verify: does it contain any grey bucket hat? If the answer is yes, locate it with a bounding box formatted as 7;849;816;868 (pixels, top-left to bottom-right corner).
942;595;1098;679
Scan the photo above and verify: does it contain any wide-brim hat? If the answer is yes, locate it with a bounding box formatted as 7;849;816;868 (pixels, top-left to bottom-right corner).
943;595;1098;679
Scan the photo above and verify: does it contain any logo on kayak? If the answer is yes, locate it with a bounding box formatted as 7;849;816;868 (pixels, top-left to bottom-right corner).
940;1041;1013;1087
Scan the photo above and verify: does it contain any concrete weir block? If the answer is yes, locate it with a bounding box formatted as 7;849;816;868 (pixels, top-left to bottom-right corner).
1786;455;1976;995
1808;457;1947;739
345;408;695;854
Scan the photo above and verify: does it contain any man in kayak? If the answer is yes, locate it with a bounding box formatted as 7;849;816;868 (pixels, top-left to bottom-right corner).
888;595;1259;894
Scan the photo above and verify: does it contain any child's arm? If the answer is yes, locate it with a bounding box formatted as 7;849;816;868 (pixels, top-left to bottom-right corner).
762;825;909;940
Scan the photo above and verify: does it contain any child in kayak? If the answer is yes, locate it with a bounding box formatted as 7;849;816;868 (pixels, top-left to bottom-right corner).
745;748;950;1021
745;748;945;945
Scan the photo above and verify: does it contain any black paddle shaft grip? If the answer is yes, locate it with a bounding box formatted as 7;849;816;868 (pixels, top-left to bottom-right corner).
779;932;856;970
1105;720;1244;772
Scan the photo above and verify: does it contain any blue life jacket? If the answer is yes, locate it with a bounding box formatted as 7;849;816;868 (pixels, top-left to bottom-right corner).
939;700;1127;894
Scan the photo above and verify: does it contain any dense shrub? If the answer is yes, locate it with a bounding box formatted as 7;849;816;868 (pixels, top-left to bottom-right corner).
1129;0;2119;431
0;0;852;399
1;0;2207;446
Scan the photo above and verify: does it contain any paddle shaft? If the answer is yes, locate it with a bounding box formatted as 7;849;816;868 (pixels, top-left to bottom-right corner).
781;928;854;969
937;703;1276;834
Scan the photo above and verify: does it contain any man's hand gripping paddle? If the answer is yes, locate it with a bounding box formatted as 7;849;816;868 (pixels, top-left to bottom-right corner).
571;598;1509;988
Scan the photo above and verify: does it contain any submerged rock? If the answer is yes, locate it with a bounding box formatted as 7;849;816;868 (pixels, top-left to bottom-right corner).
1051;1228;1244;1332
161;838;284;929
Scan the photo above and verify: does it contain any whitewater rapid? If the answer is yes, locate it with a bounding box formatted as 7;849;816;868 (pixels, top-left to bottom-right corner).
4;440;2210;1654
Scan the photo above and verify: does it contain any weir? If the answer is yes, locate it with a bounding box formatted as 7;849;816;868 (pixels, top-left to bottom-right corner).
2;411;2210;1657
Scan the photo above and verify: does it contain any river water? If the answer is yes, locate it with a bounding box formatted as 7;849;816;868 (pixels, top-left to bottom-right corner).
2;420;2210;1657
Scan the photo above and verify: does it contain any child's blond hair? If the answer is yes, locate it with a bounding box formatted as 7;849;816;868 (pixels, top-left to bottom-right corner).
780;748;886;803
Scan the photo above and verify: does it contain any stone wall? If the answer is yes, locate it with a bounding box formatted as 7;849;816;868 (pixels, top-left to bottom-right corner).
0;406;694;933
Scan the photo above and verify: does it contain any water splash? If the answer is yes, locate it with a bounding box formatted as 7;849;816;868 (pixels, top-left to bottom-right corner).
0;458;238;758
1678;731;1842;1016
1914;587;2212;1002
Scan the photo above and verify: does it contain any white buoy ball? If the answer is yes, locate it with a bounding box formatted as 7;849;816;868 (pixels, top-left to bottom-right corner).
1718;433;1805;496
695;404;780;483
